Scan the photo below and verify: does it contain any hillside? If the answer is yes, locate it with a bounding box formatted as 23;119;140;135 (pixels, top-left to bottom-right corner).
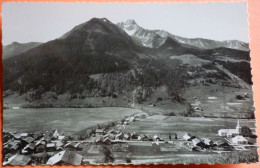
3;42;42;59
3;18;253;118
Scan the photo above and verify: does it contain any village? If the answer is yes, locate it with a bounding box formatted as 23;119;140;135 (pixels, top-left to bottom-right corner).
3;108;258;165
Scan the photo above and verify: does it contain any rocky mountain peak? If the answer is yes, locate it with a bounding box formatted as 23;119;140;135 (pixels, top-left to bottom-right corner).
125;19;137;25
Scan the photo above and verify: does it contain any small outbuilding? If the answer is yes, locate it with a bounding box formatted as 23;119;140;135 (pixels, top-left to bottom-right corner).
46;150;83;165
232;135;248;144
5;154;32;166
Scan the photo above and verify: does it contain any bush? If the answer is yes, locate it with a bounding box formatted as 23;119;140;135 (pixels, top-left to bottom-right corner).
236;95;244;100
157;97;163;101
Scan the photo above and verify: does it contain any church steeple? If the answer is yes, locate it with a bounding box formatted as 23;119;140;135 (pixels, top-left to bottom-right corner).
236;119;242;134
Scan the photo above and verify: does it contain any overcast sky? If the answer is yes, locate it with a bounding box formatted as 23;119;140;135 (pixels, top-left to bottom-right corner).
2;2;249;45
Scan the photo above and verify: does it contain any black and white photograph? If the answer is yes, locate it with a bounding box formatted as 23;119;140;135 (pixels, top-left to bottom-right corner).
2;2;258;165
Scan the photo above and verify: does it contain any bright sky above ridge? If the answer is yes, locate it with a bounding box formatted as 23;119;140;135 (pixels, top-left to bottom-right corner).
2;2;249;45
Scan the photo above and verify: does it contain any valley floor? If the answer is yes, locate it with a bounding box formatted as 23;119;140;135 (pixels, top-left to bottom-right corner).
3;107;258;165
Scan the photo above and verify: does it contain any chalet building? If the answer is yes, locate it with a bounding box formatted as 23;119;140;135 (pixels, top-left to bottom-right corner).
153;135;163;141
52;130;60;139
64;142;82;150
123;134;130;140
182;133;195;141
192;138;202;146
201;138;213;147
103;137;112;144
139;134;152;141
4;154;32;166
95;129;104;135
212;140;232;151
218;120;241;137
115;132;124;140
22;143;36;154
35;144;45;153
46;143;56;152
22;137;35;144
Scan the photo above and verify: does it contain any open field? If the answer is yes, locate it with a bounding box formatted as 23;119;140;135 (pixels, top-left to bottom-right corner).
3;107;138;134
183;84;254;118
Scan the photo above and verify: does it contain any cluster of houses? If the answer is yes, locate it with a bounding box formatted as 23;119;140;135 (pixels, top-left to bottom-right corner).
176;120;253;151
218;120;249;145
177;132;232;151
3;130;84;165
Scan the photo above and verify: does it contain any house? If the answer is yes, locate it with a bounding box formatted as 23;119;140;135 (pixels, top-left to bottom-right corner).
192;138;207;148
182;133;195;141
56;146;64;151
56;141;64;148
153;135;163;141
130;132;139;139
232;135;248;144
9;143;20;154
194;107;203;111
35;137;44;146
43;135;52;142
3;154;17;166
3;132;14;142
213;140;232;151
192;138;201;146
52;130;60;139
95;129;104;135
108;133;116;140
13;134;22;140
95;135;104;143
21;137;35;144
214;140;226;146
58;135;65;140
108;129;114;134
201;138;213;146
46;143;56;152
23;143;36;154
115;132;124;140
138;134;152;141
145;134;153;141
35;144;45;153
129;116;135;122
46;150;83;165
123;134;130;140
87;145;101;154
103;137;112;144
218;120;241;137
5;154;32;166
32;133;43;140
64;142;81;149
20;133;28;137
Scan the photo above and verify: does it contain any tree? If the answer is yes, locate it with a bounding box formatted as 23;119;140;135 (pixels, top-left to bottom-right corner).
241;126;252;137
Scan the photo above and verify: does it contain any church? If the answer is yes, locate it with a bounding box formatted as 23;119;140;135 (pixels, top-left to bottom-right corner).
218;120;242;138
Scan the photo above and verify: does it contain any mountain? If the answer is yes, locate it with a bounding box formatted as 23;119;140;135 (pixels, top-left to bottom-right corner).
3;42;42;59
3;18;253;117
117;20;165;48
117;20;249;51
59;18;136;51
3;18;139;93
